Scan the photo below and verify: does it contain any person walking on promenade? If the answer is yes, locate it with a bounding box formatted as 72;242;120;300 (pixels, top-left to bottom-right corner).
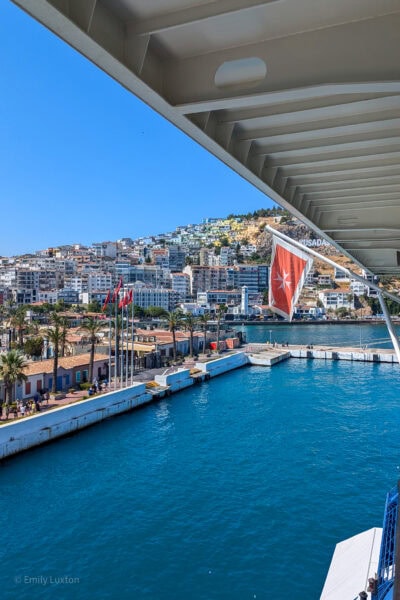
20;402;26;417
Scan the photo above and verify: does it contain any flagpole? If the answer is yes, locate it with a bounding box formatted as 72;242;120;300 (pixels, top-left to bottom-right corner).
266;224;400;363
131;296;134;385
120;287;124;388
125;300;129;387
114;290;118;391
108;300;111;390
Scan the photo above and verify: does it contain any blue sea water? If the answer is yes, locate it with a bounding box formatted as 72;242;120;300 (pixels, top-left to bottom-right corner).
236;322;400;349
1;355;400;599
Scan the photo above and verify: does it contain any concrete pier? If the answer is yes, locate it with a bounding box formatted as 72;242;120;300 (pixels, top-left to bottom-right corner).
245;343;398;364
245;345;291;366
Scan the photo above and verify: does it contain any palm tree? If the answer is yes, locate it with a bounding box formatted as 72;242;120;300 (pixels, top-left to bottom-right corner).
0;350;27;413
23;336;44;359
80;317;104;383
28;320;41;336
59;317;68;357
10;306;27;348
198;312;210;354
215;304;228;354
167;310;183;362
183;313;197;358
45;313;63;394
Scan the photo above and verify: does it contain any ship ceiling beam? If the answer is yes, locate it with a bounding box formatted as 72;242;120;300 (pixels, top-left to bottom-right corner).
307;187;400;202
267;139;400;166
127;0;280;36
214;93;400;124
244;124;400;156
287;176;400;194
228;96;400;133
305;196;400;212
248;119;400;154
264;152;400;176
282;165;400;186
178;83;400;115
164;13;400;107
341;242;400;251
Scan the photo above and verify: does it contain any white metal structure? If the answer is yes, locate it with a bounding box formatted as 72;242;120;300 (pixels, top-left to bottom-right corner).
12;1;400;275
321;527;382;599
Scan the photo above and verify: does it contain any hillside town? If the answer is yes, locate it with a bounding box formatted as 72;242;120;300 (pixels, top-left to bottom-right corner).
0;207;396;418
0;208;389;321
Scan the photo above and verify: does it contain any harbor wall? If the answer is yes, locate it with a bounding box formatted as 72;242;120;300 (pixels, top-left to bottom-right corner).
0;383;151;460
0;353;249;460
195;352;248;376
290;348;398;363
155;368;194;392
247;352;290;366
4;346;391;461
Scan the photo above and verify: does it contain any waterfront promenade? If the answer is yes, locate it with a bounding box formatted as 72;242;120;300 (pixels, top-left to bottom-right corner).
1;342;397;428
1;341;398;461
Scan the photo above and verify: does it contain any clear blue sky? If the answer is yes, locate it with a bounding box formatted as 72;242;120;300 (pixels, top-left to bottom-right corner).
0;2;273;256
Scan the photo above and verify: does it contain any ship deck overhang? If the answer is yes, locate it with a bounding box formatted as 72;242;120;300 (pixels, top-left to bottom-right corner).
10;0;400;276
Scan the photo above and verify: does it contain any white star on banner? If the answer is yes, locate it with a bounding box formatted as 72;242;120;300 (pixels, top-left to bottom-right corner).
274;270;291;291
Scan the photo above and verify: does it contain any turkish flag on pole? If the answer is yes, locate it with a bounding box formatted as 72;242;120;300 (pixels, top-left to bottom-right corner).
118;292;128;309
269;236;313;321
101;289;111;312
112;277;123;303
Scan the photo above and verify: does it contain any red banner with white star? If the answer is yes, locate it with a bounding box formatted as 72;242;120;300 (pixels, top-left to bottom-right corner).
268;236;313;321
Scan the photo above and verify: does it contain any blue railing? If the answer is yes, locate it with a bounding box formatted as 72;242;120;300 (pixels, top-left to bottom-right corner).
372;485;399;600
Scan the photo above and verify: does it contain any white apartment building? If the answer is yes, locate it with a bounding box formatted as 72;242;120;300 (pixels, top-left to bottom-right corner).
38;290;58;304
65;276;87;292
131;283;179;312
318;275;333;287
240;244;258;257
350;280;369;297
16;270;40;290
305;271;318;286
334;268;350;282
12;289;38;305
197;289;242;307
219;247;235;266
318;290;354;310
116;265;170;287
183;265;230;296
0;269;16;287
87;273;113;292
168;245;187;272
80;290;109;305
170;272;190;301
361;270;379;297
92;242;117;259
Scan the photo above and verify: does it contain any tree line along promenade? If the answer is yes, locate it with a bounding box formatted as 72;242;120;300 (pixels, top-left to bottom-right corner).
0;301;242;422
